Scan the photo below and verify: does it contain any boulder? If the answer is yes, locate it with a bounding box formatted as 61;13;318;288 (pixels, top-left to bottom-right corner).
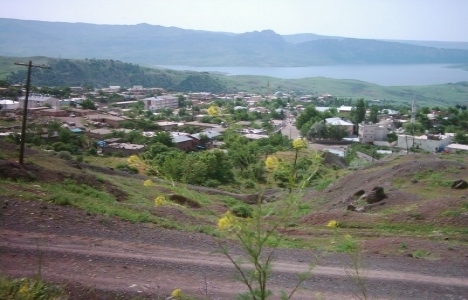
451;179;468;189
365;186;387;204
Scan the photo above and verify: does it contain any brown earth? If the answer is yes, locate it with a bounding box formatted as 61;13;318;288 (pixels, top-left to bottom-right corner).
1;146;468;299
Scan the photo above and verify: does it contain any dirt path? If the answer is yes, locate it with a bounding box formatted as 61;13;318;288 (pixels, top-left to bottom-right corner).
1;199;468;299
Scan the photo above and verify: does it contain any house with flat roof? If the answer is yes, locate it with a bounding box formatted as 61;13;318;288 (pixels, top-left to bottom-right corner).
142;95;178;111
397;133;454;153
326;117;354;135
18;94;60;109
358;123;388;144
87;114;128;128
172;134;196;151
102;142;145;156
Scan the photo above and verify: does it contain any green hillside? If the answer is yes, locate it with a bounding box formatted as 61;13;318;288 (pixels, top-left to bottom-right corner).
1;55;467;107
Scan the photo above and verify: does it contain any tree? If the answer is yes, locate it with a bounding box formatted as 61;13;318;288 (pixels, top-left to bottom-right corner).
454;131;468;145
351;98;366;125
403;121;425;136
81;99;97;110
368;106;379;123
295;105;322;131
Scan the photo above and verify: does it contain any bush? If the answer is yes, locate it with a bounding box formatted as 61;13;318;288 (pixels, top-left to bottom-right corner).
58;151;73;161
115;163;139;174
231;203;253;218
0;276;67;300
204;179;221;188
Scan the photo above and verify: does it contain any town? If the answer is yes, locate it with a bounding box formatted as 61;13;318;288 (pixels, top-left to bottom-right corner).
1;82;467;160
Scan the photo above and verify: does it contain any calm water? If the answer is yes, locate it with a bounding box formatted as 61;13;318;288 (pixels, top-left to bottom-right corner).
156;64;468;86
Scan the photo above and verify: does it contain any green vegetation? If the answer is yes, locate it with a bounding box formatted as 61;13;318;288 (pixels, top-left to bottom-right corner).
2;55;468;107
0;276;67;300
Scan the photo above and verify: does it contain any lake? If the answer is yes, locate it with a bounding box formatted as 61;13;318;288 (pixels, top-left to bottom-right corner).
156;64;468;86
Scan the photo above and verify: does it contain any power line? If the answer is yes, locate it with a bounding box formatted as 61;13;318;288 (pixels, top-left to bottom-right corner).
14;61;50;164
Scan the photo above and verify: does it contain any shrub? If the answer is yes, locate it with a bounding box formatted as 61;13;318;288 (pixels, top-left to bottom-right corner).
58;151;73;161
0;276;67;300
204;179;220;188
231;203;253;218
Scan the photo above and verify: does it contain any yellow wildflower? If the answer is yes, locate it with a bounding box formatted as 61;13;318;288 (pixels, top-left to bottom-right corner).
327;220;339;228
265;155;279;170
144;179;154;186
18;282;29;294
292;138;307;149
207;105;221;116
218;211;237;230
154;196;166;206
127;155;141;166
171;288;182;298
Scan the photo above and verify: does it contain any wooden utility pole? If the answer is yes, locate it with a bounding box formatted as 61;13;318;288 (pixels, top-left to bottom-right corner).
14;61;50;164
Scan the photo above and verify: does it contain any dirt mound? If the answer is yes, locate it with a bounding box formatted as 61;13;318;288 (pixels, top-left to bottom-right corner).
0;161;40;181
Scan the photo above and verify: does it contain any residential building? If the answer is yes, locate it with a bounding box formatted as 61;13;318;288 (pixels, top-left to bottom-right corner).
445;143;468;153
142;95;178;111
397;133;454;152
0;99;19;110
157;121;179;131
172;134;196;151
18;94;60;109
87;114;128;128
325;117;354;135
358;123;388;144
101;142;145;156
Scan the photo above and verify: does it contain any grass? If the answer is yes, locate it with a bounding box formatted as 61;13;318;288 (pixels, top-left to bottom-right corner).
0;276;68;300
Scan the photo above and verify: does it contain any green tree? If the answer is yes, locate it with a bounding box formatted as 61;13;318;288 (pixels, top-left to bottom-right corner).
368;106;379;123
81;99;97;110
351;99;366;126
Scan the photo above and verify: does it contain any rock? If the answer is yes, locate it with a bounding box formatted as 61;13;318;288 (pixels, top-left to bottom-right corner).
353;189;365;197
451;179;468;189
347;204;356;211
355;206;366;213
365;186;387;204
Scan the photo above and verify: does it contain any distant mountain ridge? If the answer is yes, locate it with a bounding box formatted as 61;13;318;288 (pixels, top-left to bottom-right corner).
1;18;468;67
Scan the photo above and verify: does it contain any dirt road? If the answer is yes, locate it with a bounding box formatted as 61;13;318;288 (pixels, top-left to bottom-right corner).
1;199;468;299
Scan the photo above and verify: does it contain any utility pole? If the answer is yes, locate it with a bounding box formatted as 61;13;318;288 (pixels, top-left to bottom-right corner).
14;61;50;164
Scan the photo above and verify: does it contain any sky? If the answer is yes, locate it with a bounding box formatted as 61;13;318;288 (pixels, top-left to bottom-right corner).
1;0;467;42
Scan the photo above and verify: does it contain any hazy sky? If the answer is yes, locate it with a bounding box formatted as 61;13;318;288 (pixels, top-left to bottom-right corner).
2;0;467;42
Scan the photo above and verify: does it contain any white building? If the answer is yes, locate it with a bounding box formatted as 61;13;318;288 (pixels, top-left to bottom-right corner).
325;117;354;135
358;123;388;143
18;94;60;109
397;133;454;152
0;99;19;110
142;95;178;111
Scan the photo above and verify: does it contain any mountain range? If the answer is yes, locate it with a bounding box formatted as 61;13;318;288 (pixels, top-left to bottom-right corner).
2;18;468;67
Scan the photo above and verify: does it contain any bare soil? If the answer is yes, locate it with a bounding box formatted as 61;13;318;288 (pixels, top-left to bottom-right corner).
2;198;468;300
1;148;468;299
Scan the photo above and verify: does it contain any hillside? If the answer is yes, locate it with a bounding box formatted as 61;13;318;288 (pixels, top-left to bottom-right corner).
2;55;468;107
2;18;468;67
1;141;468;299
2;56;228;93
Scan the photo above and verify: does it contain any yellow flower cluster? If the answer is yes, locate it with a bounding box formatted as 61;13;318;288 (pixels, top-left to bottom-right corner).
18;282;30;295
127;155;141;166
171;288;182;298
144;179;154;186
292;138;307;149
154;195;166;206
218;211;237;230
327;220;339;228
265;155;279;170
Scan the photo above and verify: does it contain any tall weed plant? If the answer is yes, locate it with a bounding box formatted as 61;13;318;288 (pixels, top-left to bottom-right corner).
215;138;316;299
